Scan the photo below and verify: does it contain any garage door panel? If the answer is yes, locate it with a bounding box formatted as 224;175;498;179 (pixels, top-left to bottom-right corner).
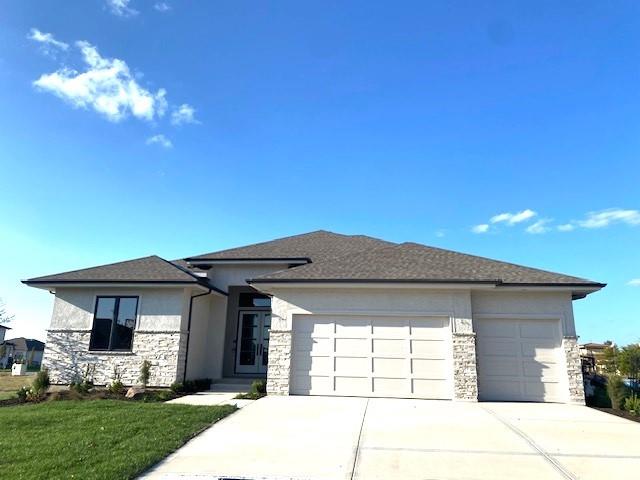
373;338;406;355
335;356;369;374
411;339;447;357
479;357;520;377
477;340;519;357
372;321;407;337
519;321;558;339
409;318;448;338
373;357;405;376
476;318;564;403
291;314;452;399
295;337;331;354
335;337;368;354
334;376;369;394
412;379;450;398
475;320;518;338
411;358;448;377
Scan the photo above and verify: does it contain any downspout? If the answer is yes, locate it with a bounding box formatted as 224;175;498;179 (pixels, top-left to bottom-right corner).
182;288;212;382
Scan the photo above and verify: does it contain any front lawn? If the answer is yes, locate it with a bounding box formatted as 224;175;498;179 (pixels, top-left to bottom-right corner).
0;400;236;479
0;371;32;400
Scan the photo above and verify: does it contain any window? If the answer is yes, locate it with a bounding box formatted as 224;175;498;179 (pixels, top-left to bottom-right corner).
89;296;138;351
239;292;271;308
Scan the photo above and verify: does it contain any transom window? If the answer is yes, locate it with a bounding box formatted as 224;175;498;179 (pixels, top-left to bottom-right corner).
239;292;271;308
89;296;138;351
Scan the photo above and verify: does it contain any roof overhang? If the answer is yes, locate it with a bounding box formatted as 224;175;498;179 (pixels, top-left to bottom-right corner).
248;279;605;299
22;280;227;296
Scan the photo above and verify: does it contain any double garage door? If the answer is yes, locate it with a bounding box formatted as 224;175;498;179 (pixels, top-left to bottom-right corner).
290;314;566;403
290;314;453;399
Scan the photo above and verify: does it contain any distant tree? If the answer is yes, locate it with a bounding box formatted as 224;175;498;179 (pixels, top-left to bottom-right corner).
0;298;13;325
619;344;640;388
600;345;619;374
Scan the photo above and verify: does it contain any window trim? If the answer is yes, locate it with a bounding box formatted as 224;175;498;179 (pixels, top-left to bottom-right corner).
89;295;139;352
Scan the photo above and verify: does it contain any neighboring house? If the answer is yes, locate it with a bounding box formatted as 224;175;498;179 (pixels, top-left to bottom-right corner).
23;230;605;404
580;342;615;375
0;324;9;342
0;337;45;368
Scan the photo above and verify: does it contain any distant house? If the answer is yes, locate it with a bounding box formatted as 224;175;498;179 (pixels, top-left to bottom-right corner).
0;337;45;369
0;325;9;342
580;342;613;375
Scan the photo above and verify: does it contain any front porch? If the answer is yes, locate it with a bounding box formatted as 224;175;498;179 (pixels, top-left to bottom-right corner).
184;286;272;383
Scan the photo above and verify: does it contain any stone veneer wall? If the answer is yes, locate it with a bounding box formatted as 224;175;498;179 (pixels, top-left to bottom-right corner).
43;330;187;387
562;336;585;404
452;332;478;401
266;330;292;395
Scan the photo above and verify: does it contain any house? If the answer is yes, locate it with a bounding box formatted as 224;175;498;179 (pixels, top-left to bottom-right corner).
23;230;604;403
0;324;9;343
0;337;45;368
580;341;614;375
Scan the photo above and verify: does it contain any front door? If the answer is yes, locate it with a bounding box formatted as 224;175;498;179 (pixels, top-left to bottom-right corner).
235;311;271;374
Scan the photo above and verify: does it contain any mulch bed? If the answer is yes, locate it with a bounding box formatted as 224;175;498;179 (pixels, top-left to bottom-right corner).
593;407;640;423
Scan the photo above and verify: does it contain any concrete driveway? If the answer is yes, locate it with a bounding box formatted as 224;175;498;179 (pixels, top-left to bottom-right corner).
141;396;640;480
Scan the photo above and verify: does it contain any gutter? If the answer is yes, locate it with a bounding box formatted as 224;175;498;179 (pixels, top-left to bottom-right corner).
182;288;213;382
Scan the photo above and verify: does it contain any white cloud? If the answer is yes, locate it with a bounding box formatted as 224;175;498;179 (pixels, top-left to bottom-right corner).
171;103;199;125
578;209;640;229
557;223;575;232
435;230;446;238
33;41;167;122
490;209;537;225
154;2;171;12
525;219;552;234
471;224;489;234
27;28;69;53
106;0;138;17
628;279;640;287
146;134;172;148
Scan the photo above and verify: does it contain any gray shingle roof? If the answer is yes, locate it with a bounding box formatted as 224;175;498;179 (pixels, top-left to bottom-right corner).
24;256;203;284
249;241;604;287
185;230;394;263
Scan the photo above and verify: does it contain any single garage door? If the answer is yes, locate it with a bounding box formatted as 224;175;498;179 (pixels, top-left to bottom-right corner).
476;318;565;402
290;314;452;399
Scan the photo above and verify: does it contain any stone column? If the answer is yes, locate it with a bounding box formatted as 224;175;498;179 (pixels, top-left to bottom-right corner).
266;330;292;395
563;336;585;404
452;332;478;401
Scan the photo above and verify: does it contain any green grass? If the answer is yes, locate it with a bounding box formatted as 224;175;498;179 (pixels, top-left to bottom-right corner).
0;400;236;479
0;371;32;400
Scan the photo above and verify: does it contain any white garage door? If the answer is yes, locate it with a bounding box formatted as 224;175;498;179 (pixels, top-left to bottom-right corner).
290;314;452;399
476;318;565;402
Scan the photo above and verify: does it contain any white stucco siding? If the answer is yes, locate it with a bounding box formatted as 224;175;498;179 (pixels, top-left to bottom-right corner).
470;291;576;336
207;264;292;291
267;287;473;332
185;294;228;380
50;287;187;332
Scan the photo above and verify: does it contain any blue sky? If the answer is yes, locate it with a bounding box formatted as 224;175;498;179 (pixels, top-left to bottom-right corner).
0;1;638;344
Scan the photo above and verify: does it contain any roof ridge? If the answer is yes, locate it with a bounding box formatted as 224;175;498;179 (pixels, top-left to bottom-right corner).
184;230;344;259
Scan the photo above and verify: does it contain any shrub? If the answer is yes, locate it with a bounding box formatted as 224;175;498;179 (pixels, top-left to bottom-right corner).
32;369;50;395
70;380;93;395
194;378;212;391
170;382;184;393
139;360;152;387
624;393;640;416
108;380;125;395
16;386;30;403
606;375;630;410
170;378;212;394
251;379;267;395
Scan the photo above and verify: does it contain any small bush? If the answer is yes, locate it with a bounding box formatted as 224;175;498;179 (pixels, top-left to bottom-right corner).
250;379;267;395
170;381;184;393
139;360;152;387
70;380;94;395
32;369;50;395
606;375;630;410
108;380;125;395
16;386;30;403
624;393;640;416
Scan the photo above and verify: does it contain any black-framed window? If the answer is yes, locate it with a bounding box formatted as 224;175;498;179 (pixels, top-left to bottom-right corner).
89;296;138;351
239;292;271;308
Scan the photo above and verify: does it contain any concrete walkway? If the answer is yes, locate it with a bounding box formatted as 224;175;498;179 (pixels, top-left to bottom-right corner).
167;380;255;407
141;396;640;480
